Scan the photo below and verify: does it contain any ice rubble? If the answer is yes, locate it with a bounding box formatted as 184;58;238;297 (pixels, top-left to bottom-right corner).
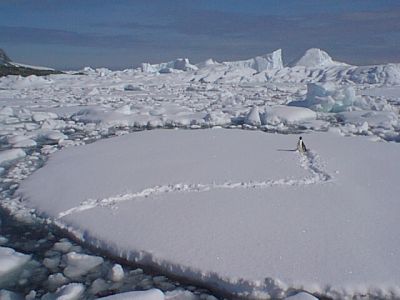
0;149;26;167
0;247;31;288
42;282;85;300
289;82;360;113
63;252;104;279
0;289;26;300
17;129;400;299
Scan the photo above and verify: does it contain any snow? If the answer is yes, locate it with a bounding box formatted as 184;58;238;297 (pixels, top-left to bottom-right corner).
0;247;31;288
17;129;400;299
97;289;164;300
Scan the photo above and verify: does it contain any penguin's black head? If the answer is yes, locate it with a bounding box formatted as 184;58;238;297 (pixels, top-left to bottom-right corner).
299;136;302;140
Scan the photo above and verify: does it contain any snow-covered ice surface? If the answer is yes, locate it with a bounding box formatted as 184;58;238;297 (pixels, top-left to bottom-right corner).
1;47;400;299
17;129;400;299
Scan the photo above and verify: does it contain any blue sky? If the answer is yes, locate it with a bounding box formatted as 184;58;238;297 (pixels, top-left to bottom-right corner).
1;0;399;70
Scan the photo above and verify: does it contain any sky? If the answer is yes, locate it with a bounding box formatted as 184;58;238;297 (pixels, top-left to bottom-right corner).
1;0;400;70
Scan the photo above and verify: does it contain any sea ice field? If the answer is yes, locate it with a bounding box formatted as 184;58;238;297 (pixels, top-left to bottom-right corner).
1;48;400;299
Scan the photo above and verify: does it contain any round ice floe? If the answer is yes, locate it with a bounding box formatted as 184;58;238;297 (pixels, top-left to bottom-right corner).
17;129;400;299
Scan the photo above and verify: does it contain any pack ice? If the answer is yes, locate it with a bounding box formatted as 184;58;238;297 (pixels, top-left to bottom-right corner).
1;47;400;299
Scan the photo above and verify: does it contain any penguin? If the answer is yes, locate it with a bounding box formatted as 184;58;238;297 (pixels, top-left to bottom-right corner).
297;136;307;153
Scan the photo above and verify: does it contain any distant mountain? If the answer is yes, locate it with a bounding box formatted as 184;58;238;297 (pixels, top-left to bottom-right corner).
0;48;63;77
0;48;11;66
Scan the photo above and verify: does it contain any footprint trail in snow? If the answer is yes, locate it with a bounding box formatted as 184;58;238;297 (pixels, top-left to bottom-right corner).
57;150;333;219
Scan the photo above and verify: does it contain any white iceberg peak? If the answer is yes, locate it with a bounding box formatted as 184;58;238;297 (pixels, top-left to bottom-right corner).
291;48;344;68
